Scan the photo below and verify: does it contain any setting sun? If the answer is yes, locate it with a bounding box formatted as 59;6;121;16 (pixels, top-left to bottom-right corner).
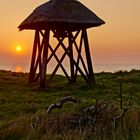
16;46;22;52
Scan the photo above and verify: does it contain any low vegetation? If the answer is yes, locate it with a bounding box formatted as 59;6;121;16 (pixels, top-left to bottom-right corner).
0;69;140;140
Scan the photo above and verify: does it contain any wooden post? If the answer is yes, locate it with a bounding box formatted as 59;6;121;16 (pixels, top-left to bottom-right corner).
69;32;75;83
29;30;39;83
82;29;95;84
74;31;83;81
40;29;50;88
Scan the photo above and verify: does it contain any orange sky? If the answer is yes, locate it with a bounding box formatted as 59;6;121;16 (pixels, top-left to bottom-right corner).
0;0;140;72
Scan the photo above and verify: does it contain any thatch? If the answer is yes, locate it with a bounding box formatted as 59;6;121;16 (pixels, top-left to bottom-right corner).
18;0;105;31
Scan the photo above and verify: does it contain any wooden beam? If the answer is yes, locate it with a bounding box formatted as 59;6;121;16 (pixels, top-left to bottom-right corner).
47;37;65;63
71;31;89;77
33;30;46;82
48;30;80;82
48;42;68;82
82;29;95;84
48;43;71;82
74;31;83;80
29;30;39;83
56;34;89;83
68;32;75;83
40;29;50;88
34;31;45;75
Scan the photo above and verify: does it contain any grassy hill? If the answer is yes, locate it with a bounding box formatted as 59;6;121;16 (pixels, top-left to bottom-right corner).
0;70;140;140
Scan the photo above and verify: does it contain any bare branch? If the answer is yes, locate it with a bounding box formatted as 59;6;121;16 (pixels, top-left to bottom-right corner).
119;78;124;109
47;96;77;113
125;88;133;109
113;80;134;129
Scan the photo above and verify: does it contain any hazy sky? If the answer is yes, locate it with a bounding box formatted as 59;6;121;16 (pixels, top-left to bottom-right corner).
0;0;140;72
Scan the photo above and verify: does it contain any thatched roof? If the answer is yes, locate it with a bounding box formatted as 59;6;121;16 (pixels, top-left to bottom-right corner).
18;0;105;31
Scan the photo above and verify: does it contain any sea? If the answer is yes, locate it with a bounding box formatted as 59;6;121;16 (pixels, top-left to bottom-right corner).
0;64;140;74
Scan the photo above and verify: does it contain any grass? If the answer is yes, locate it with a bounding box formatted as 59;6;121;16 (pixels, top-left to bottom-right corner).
0;69;140;140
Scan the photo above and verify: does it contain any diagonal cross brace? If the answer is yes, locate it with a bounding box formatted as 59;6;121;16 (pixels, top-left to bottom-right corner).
48;30;80;82
52;30;89;83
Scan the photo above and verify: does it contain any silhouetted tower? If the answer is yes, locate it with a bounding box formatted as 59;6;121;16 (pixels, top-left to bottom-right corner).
18;0;105;88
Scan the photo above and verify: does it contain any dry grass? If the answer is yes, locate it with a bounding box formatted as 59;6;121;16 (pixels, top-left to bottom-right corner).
0;70;140;139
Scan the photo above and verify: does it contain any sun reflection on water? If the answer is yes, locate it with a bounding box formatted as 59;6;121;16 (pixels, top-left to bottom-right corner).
15;66;23;72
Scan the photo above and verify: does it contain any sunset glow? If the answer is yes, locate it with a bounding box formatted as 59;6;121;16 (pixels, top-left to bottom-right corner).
16;46;22;52
0;0;140;72
15;66;23;72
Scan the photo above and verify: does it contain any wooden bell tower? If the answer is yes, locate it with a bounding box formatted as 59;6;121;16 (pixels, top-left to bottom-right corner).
29;29;95;88
18;0;105;88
